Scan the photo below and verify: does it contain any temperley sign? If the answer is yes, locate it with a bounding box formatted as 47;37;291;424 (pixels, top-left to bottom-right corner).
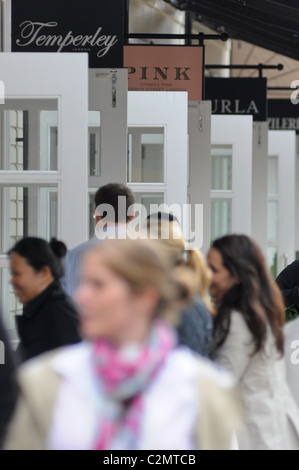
11;0;124;68
124;45;204;101
205;78;268;122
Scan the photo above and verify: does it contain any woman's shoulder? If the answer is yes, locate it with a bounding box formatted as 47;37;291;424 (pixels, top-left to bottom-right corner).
167;347;236;389
229;310;251;331
16;342;90;385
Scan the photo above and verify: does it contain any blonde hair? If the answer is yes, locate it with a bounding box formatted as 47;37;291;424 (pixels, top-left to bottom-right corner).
144;218;213;313
89;238;197;325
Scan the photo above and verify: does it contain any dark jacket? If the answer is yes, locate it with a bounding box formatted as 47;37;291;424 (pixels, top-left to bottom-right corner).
0;316;17;448
276;261;299;309
177;295;213;357
16;280;81;362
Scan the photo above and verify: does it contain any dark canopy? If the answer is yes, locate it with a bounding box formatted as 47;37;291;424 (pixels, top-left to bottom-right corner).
164;0;299;61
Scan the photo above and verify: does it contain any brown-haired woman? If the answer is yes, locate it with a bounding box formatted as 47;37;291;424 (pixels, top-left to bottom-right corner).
4;238;241;450
207;234;299;450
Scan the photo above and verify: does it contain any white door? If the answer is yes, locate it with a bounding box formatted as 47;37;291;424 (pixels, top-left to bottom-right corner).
0;53;88;334
211;115;253;241
127;91;189;240
268;130;296;277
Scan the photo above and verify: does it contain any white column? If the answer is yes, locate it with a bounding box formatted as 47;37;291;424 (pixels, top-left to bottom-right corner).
188;101;212;255
251;122;269;256
89;69;128;187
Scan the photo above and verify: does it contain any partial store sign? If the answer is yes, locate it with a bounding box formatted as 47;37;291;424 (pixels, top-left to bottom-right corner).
268;100;299;133
11;0;124;68
124;45;204;101
205;78;268;122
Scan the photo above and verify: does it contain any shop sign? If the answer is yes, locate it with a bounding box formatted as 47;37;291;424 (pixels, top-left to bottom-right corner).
205;78;268;122
268;100;299;132
124;45;204;101
11;0;124;68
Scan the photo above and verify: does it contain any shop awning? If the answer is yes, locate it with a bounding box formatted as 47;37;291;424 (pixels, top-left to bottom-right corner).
164;0;299;61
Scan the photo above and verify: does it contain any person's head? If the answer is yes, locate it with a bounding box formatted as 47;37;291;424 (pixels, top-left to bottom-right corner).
94;183;135;225
8;237;66;304
75;238;195;346
207;234;285;355
145;213;213;312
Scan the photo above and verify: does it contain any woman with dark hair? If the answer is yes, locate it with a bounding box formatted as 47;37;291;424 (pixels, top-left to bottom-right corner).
8;237;81;362
207;234;299;450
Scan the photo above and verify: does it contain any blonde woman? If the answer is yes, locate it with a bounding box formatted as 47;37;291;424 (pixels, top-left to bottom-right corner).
3;238;241;450
145;212;213;357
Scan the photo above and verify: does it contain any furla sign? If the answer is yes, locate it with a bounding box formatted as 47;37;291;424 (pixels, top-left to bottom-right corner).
11;0;124;68
205;78;268;122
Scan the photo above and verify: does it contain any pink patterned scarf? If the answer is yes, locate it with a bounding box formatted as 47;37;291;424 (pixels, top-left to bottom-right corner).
92;320;176;450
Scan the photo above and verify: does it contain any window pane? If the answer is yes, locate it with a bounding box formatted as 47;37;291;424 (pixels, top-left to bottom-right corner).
268;156;278;196
211;199;232;241
211;146;233;191
40;110;58;171
127;128;164;183
0;185;58;254
134;192;165;217
267;246;278;279
267;201;278;242
0;100;58;171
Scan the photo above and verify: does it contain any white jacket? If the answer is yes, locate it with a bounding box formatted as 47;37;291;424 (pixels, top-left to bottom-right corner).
284;318;299;411
4;342;242;450
213;311;299;450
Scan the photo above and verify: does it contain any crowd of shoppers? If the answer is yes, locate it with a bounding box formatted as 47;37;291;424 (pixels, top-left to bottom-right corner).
1;183;299;451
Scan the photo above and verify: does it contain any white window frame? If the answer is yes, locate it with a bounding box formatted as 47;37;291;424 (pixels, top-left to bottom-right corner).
268;130;296;274
211;115;253;238
127;92;189;227
0;53;88;332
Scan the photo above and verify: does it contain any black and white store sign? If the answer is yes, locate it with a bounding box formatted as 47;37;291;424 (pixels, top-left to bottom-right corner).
268;100;299;133
11;0;124;68
205;78;268;122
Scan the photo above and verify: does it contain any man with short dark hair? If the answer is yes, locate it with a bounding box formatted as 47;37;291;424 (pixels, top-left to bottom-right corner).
61;183;135;298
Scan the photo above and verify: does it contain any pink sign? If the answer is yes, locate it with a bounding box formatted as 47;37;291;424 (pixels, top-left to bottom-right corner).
124;45;203;101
